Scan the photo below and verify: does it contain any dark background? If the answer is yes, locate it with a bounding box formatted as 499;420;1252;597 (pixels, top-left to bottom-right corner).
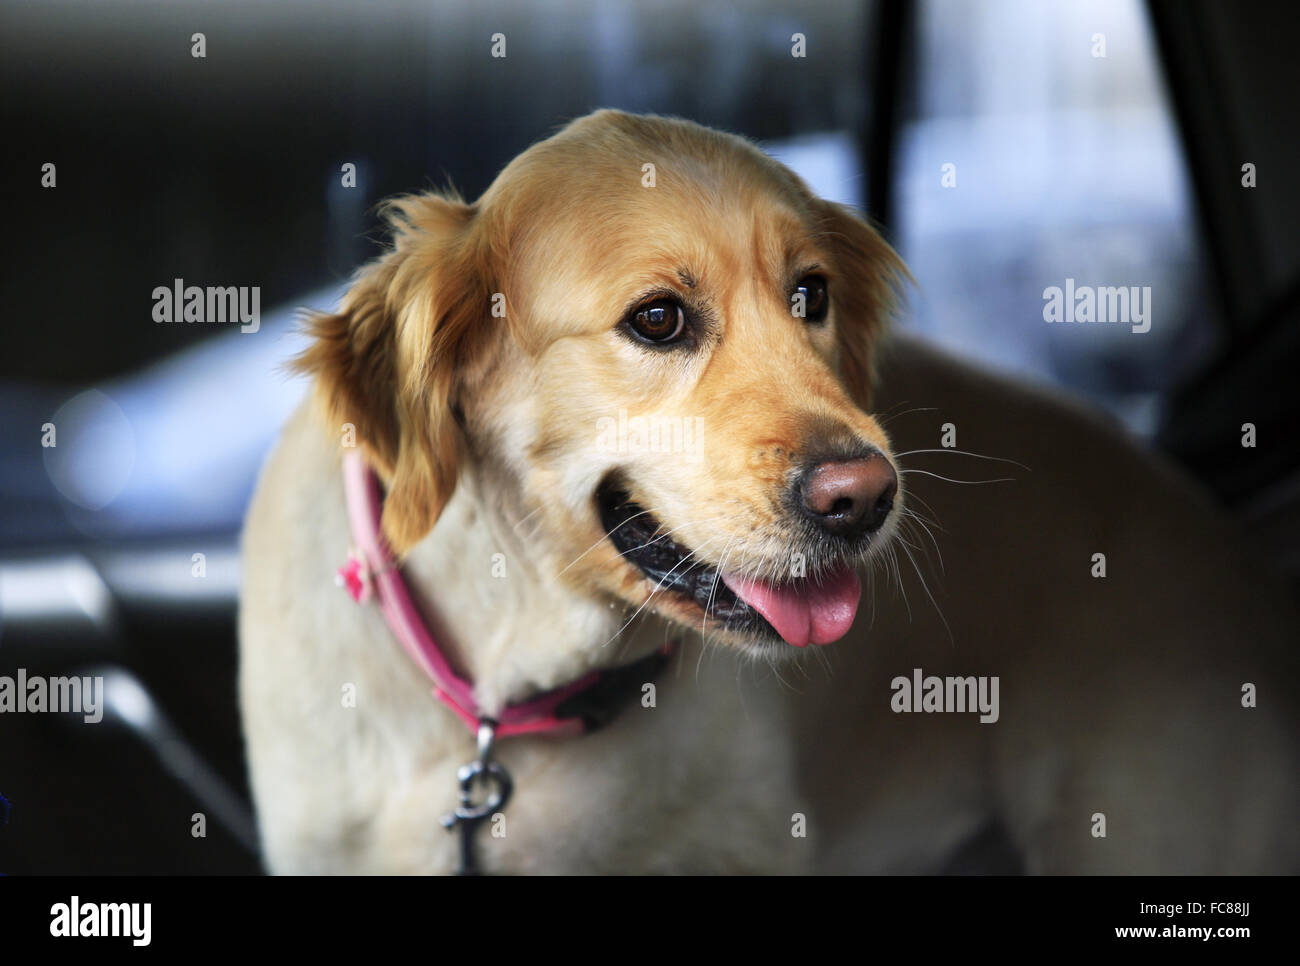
1;0;1297;874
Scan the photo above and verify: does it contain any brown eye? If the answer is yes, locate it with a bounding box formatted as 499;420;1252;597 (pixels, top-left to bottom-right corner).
795;275;829;323
630;298;686;343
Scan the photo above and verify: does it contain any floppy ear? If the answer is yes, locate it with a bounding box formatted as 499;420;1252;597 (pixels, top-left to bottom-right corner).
816;202;911;409
295;192;490;556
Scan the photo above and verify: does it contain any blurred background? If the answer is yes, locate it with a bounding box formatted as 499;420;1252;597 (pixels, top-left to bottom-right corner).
1;0;1297;873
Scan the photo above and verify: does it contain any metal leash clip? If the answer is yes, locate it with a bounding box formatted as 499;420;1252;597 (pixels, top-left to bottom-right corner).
439;718;513;875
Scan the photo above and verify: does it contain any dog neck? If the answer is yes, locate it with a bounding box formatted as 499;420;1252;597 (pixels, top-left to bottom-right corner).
396;463;662;714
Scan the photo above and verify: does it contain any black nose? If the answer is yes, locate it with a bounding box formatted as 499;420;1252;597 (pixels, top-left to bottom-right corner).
797;455;897;539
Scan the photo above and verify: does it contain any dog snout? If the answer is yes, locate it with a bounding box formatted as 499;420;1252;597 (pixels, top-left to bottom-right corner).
797;454;897;539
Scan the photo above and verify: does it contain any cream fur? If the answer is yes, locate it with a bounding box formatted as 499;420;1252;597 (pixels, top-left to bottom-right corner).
239;111;1299;874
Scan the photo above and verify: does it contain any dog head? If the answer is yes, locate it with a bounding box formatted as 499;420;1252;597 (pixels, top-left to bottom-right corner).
299;110;908;655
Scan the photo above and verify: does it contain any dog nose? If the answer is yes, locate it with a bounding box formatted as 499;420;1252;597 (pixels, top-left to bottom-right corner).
799;455;897;538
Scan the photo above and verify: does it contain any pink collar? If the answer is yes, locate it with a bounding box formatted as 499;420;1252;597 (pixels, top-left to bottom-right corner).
336;450;669;739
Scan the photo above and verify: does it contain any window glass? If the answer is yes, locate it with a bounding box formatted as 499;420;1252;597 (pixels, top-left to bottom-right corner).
895;0;1217;435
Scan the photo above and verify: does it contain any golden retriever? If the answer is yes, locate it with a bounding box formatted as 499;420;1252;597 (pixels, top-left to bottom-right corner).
240;109;1299;873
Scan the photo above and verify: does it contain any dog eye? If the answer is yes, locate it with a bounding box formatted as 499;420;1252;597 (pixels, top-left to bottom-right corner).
629;299;686;344
794;275;829;323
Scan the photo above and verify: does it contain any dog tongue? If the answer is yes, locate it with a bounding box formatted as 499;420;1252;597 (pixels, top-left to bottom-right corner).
721;564;861;647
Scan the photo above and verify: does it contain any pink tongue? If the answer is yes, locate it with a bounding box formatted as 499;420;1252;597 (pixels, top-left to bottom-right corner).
721;564;861;647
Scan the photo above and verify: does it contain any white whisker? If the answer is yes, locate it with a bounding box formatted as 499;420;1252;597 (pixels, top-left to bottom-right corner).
899;469;1017;486
893;448;1030;472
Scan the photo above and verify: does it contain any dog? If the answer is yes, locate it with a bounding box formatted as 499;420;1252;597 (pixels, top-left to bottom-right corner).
240;109;1299;873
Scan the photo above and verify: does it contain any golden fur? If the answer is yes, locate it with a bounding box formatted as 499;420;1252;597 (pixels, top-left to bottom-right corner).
297;112;904;588
240;110;1299;873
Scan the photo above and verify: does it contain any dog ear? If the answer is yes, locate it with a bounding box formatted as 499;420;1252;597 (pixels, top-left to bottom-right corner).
816;202;910;408
295;192;491;556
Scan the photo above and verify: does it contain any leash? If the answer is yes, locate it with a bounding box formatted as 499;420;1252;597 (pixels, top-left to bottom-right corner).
336;450;673;873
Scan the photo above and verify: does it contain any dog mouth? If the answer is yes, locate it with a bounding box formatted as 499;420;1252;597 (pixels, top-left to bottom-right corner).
596;480;862;648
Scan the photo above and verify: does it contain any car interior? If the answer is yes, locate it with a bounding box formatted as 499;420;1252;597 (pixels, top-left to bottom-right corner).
1;0;1296;874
